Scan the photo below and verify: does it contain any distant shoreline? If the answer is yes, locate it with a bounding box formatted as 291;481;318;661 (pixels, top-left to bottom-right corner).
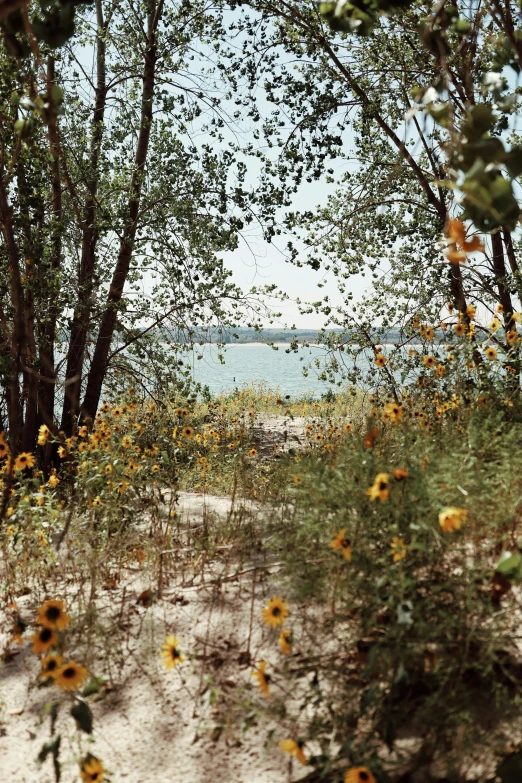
174;342;403;349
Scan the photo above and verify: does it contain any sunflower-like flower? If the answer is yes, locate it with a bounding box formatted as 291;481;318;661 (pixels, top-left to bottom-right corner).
182;426;193;438
112;406;123;417
384;402;403;423
0;433;8;459
54;660;88;691
439;506;468;533
279;739;307;765
329;529;352;561
262;596;289;629
14;452;35;471
40;653;63;680
160;635;185;669
390;536;407;562
423;355;435;368
117;481;130;494
92;496;102;507
252;659;271;696
248;447;258;457
435;364;445;378
314;432;323;442
374;353;386;367
489;317;501;333
485;346;497;360
32;626;58;655
57;446;67;459
37;424;51;446
507;329;520;347
279;628;293;656
454;323;466;337
344;767;376;783
80;755;105;783
36;599;70;631
366;473;390;503
121;435;132;448
48;472;60;488
425;326;435;341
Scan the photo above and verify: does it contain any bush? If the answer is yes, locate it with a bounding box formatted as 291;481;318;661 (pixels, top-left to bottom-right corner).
254;401;522;780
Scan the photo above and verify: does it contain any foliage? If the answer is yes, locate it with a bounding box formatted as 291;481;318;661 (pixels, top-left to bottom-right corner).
243;394;522;780
223;0;522;394
0;0;279;471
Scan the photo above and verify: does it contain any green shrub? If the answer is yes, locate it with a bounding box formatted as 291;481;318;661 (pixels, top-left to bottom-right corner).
258;403;522;779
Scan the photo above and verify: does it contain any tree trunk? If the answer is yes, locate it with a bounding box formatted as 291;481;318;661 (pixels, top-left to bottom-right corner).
502;227;522;308
491;231;519;391
491;232;516;332
81;0;163;422
60;0;107;435
0;177;25;451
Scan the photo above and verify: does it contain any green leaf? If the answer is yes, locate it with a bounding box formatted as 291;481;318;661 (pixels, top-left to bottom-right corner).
470;103;496;136
81;676;106;698
496;550;522;578
39;701;60;734
505;148;522;177
428;103;450;126
71;699;93;734
37;735;61;780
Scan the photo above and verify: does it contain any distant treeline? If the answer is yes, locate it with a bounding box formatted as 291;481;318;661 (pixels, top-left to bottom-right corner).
152;327;405;344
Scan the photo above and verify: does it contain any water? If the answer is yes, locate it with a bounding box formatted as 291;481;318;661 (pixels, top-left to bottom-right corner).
188;344;345;397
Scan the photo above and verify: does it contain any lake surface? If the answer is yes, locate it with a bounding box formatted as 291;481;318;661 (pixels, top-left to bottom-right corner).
187;344;347;396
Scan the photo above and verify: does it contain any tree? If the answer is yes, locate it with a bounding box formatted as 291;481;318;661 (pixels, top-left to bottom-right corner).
225;0;522;386
0;0;268;464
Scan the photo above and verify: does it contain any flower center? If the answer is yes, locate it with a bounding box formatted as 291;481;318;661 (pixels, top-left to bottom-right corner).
379;482;387;491
62;667;76;679
46;606;61;622
272;607;281;617
40;628;52;642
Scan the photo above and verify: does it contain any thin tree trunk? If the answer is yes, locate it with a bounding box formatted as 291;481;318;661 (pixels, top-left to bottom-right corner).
81;0;164;422
22;256;38;452
60;0;107;434
38;56;63;426
14;161;39;451
491;231;519;391
0;177;24;450
491;232;516;333
502;227;522;308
